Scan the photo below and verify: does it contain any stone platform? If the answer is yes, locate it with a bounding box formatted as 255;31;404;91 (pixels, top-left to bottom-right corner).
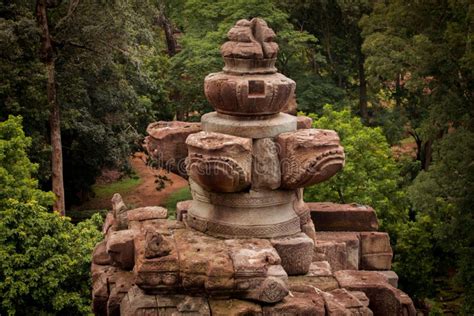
92;196;416;315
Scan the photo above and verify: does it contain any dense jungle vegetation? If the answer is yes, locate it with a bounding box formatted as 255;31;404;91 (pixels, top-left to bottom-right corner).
1;0;473;314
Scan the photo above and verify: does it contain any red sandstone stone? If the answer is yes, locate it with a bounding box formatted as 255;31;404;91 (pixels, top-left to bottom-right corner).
270;233;314;275
106;230;137;270
313;240;348;271
92;240;113;265
308;202;379;232
127;206;168;222
176;200;192;221
334;270;416;316
296;115;313;129
209;299;262;315
315;232;360;270
359;232;393;270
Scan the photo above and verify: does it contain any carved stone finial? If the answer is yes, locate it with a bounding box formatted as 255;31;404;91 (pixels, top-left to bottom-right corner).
221;18;279;74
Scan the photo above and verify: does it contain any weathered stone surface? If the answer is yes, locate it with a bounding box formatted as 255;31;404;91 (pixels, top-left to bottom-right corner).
313;240;348;272
282;90;297;115
308;202;379;232
209;299;262;316
201;111;297;139
111;193;128;230
144;120;201;177
107;271;135;316
277;129;345;189
226;239;289;303
220;18;278;74
297;115;313;129
359;232;393;270
120;286;159;315
144;230;173;259
176;199;192;221
92;240;113;265
376;270;399;288
106;229;136;270
251;138;281;190
288;261;339;291
271;233;314;275
293;189;317;243
204;72;295;116
174;229;234;292
262;288;325;316
327;289;373;316
127;206;167;223
335;270;416;316
186;131;252;193
102;211;115;235
187;180;300;239
134;232;180;292
315;232;360;270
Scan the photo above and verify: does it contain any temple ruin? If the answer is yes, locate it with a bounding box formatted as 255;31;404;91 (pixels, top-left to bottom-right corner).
91;18;416;315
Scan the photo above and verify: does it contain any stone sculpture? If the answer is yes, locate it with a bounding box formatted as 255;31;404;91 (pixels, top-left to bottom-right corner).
91;18;416;316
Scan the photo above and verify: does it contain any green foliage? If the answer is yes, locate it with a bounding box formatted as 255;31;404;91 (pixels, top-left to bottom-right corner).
163;186;192;220
92;175;141;200
304;105;407;231
0;116;103;315
406;128;474;311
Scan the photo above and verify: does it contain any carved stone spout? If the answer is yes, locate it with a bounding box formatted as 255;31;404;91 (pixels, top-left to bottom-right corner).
186;131;252;193
277;129;345;189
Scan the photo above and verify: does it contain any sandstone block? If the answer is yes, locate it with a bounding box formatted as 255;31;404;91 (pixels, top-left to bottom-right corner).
251;138;281;190
288;261;339;291
186;131;252;192
376;270;399;288
271;233;314;275
277;129;345;189
176;200;192;221
297;115;313;129
134;233;179;292
102;211;115;235
111;193;128;230
106;229;136;270
92;240;113;265
175;229;234;292
308;202;379;232
144;121;201;177
226;239;289;303
120;286;159;315
201;112;297;139
262;289;325;316
315;232;360;270
313;240;348;271
107;271;135;316
327;289;373;316
359;232;393;270
127;206;168;223
334;270;416;316
209;299;262;316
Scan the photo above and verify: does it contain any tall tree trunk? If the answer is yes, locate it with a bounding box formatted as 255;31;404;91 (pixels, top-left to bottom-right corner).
157;2;177;57
36;0;66;215
357;46;368;122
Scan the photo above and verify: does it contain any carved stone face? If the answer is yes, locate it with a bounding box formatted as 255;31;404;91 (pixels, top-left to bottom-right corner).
277;129;345;189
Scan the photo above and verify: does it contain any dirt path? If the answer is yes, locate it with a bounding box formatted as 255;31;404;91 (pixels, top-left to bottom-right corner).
77;153;188;210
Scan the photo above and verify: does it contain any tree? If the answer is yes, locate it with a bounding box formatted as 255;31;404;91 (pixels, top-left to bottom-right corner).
1;1;172;206
0;115;103;315
282;0;373;119
360;0;474;169
304;105;408;231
